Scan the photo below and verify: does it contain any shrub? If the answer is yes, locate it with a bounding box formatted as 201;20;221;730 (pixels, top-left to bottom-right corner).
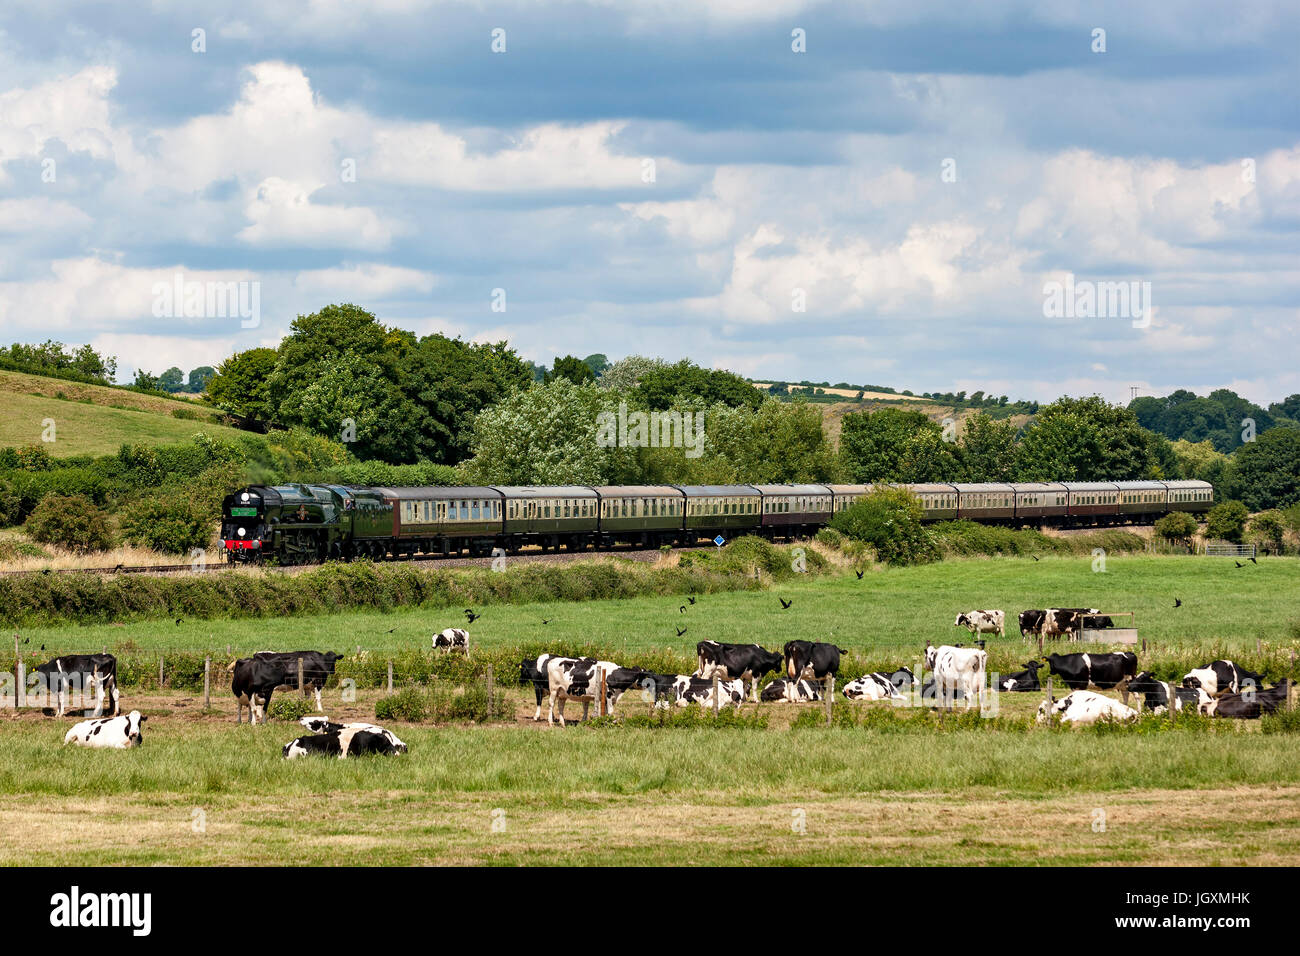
1204;500;1249;543
267;696;316;722
14;444;52;472
427;683;511;723
0;479;19;526
375;687;429;723
23;494;113;552
830;486;939;566
1247;510;1287;555
1154;511;1198;544
1261;707;1300;734
120;496;212;553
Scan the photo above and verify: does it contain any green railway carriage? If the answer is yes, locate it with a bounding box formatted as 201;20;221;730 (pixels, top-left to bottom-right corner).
677;485;762;543
495;486;599;552
1062;482;1121;522
1114;480;1168;518
826;484;874;514
591;485;685;548
753;484;833;538
1163;479;1214;514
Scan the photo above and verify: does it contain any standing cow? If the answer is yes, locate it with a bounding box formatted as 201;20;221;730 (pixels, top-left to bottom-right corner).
32;654;119;717
1044;651;1137;691
783;641;847;685
924;644;986;710
695;641;784;701
954;610;1005;638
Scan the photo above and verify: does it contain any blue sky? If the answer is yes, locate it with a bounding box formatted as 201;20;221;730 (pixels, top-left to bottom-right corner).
1;0;1297;403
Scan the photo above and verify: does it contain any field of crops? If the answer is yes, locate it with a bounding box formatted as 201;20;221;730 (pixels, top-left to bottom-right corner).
3;554;1298;866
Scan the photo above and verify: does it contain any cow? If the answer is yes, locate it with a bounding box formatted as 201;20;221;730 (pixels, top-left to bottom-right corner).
954;610;1005;638
63;710;146;749
841;668;913;702
283;729;401;759
761;678;823;703
519;654;561;721
1182;660;1266;698
545;657;626;726
433;628;470;654
231;651;341;725
32;654;119;717
1127;672;1212;715
1044;651;1137;691
1080;614;1114;630
673;675;745;710
1036;691;1138;726
1206;680;1293;719
695;641;784;701
997;660;1043;693
298;716;407;753
1040;608;1099;641
783;641;847;683
924;644;986;710
1018;610;1047;638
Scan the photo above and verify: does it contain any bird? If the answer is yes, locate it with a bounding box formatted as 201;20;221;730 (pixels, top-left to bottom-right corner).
175;618;183;626
1235;561;1244;568
385;627;396;634
1032;555;1040;562
676;626;687;637
779;597;792;610
687;596;697;605
41;569;50;576
855;569;864;579
465;609;480;623
679;606;686;613
21;637;29;644
113;563;123;572
541;619;551;625
40;644;45;651
1249;556;1258;564
1173;598;1182;608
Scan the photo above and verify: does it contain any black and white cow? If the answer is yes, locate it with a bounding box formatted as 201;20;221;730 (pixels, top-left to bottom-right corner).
954;610;1005;638
1127;672;1212;715
545;657;627;726
924;644;987;709
298;716;407;752
1044;651;1137;691
783;641;847;683
63;710;146;749
673;675;745;710
1080;614;1114;630
1036;691;1138;726
519;654;561;721
1018;610;1047;638
1041;608;1099;640
997;660;1043;693
33;653;119;717
1182;660;1266;698
231;650;342;725
433;628;470;653
1206;680;1293;719
695;641;784;701
283;729;401;759
761;678;823;703
841;668;913;702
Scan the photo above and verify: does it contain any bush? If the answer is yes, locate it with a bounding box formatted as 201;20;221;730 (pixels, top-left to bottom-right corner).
830;486;939;566
23;494;114;552
1205;500;1249;543
1154;511;1199;544
266;696;317;721
120;496;212;553
0;479;19;526
14;444;52;471
1247;510;1287;555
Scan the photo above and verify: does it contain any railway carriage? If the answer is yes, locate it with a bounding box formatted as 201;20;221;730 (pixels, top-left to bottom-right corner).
1163;479;1214;514
827;484;873;514
1114;480;1168;520
496;486;599;552
383;486;504;558
955;483;1017;522
677;485;762;543
753;484;833;539
895;482;959;521
1011;482;1068;522
1062;482;1120;523
592;485;685;548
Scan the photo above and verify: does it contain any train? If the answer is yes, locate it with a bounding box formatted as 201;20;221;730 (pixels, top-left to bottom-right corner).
220;479;1214;564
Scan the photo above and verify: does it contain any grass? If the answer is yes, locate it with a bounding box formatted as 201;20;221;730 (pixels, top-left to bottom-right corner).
0;371;245;457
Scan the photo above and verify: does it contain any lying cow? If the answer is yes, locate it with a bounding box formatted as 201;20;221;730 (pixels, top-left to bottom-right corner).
997;661;1042;693
283;728;402;759
33;653;120;717
1037;691;1138;726
1182;660;1265;698
784;641;847;683
299;716;407;753
232;650;342;725
63;711;146;749
1044;651;1137;691
695;641;784;701
841;668;913;702
545;657;632;726
1128;671;1212;715
673;675;745;710
761;678;823;703
955;610;1005;638
924;644;986;710
1206;680;1293;719
433;628;470;653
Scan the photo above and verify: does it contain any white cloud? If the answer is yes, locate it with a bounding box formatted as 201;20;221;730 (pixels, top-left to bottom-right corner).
237;178;400;249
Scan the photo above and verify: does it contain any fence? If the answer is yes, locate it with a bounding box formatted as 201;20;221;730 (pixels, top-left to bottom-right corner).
1203;542;1257;558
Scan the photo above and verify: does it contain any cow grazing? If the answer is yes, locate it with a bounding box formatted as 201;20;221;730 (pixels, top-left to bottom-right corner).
1206;680;1293;720
924;644;987;710
1127;672;1212;715
1080;614;1114;630
783;641;847;683
673;675;745;710
1182;660;1266;698
1018;610;1047;638
231;650;342;725
954;610;1005;638
33;654;119;717
1044;651;1137;691
1036;691;1138;726
761;678;823;703
695;641;784;700
63;711;146;749
842;668;913;702
283;728;401;759
433;628;470;653
1039;608;1100;640
298;716;407;753
545;657;625;726
997;661;1043;693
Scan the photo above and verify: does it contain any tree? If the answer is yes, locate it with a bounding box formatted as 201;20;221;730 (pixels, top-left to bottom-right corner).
697;399;838;484
839;408;939;482
187;366;216;393
545;355;597;386
1130;388;1275;452
829;486;939;566
1227;427;1300;510
1204;500;1249;543
958;413;1018;481
1016;396;1159;480
582;354;611;378
1247;511;1286;555
132;369;159;391
1153;511;1198;546
896;429;960;482
207;347;279;421
599;355;667;390
1269;394;1300;422
24;494;114;552
635;359;762;411
158;367;185;392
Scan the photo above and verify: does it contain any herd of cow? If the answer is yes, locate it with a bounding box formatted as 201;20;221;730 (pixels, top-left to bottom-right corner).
27;614;1296;756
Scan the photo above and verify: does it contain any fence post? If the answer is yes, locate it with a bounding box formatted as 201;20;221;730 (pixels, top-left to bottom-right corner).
601;668;608;718
485;664;495;718
159;655;165;690
203;656;211;709
387;660;394;695
825;674;834;725
713;673;720;717
14;633;24;710
297;657;304;695
1044;674;1053;711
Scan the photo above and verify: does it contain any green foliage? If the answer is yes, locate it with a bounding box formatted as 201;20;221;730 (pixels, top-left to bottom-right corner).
957;413;1018;481
1204;500;1249;543
23;493;114;552
634;359;762;412
187;366;216;393
0;479;20;526
830;486;939;566
0;340;117;385
677;536;827;578
374;684;510;723
158;367;185;393
1261;707;1300;734
897;428;960;482
544;355;596;386
1154;511;1199;544
838;408;937;482
601;705;769;729
1247;510;1287;554
597;355;666;391
120;495;212;553
267;696;317;722
375;687;430;723
1130;388;1276;453
1017;396;1162;480
1227;427;1300;511
207;347;279;421
14;444;52;472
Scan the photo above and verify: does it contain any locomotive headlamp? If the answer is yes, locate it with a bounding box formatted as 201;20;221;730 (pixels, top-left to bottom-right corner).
237;527;246;537
240;492;250;502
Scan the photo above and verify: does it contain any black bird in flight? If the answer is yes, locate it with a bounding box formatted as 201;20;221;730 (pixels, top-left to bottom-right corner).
688;596;697;605
1249;556;1258;564
465;609;480;623
855;569;864;579
541;619;551;625
679;605;686;613
40;644;45;651
779;597;792;609
1173;598;1182;608
1032;555;1040;562
1235;561;1244;568
21;637;29;644
385;627;396;634
676;626;687;637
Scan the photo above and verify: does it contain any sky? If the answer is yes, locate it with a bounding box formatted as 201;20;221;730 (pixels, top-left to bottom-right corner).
0;0;1297;405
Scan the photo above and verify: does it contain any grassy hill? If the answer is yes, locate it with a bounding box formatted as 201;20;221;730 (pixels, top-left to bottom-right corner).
0;369;248;457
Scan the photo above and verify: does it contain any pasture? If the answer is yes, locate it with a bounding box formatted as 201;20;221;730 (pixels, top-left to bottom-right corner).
3;554;1299;866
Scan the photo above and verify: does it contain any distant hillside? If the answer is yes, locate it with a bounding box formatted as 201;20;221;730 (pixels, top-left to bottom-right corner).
0;370;248;457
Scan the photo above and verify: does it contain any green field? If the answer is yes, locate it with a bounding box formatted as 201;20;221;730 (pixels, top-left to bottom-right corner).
3;555;1299;866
